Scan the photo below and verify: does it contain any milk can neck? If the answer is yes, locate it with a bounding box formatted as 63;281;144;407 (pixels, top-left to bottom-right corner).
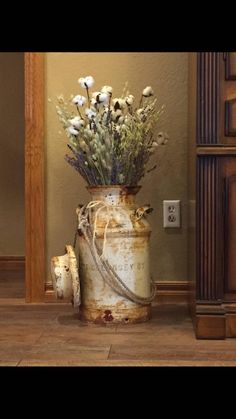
87;185;141;206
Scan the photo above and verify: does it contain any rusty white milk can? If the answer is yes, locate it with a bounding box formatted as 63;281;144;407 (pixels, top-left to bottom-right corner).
77;185;155;324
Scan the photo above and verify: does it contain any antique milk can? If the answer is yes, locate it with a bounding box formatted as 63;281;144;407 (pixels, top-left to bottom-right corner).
77;185;155;324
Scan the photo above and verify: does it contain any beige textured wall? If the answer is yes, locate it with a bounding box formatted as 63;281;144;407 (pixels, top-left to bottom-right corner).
45;53;188;282
0;53;24;256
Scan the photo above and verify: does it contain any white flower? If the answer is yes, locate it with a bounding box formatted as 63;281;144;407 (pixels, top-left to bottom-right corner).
68;116;85;129
72;95;86;106
111;109;122;121
98;92;109;104
112;98;126;110
101;85;113;95
92;91;100;99
92;92;109;105
68;126;79;136
78;76;94;89
142;86;154;97
125;94;134;106
85;108;97;120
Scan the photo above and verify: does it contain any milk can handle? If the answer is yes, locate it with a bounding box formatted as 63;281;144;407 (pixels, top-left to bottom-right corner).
134;205;153;221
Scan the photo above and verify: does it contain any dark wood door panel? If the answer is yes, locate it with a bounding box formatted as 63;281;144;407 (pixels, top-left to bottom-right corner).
222;53;236;144
225;99;236;137
225;53;236;81
222;158;236;298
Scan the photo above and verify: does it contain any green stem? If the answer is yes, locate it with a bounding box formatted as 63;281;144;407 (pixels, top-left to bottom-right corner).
76;105;83;119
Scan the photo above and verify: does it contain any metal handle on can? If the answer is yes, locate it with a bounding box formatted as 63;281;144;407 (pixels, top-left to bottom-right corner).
133;205;153;222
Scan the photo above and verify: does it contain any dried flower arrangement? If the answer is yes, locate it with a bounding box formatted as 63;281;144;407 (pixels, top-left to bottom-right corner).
52;75;168;186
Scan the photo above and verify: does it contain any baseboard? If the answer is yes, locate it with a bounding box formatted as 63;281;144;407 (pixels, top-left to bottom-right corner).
0;256;25;271
155;281;189;304
44;282;70;303
0;258;189;305
45;280;189;304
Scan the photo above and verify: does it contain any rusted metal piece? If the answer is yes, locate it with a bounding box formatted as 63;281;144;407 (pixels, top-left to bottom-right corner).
51;245;80;307
78;186;153;324
79;304;151;324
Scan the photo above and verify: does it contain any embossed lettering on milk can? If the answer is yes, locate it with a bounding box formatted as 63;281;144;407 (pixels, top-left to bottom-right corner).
77;185;155;324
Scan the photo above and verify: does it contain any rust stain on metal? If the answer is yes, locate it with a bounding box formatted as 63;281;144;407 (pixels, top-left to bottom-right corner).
79;305;151;324
103;310;114;322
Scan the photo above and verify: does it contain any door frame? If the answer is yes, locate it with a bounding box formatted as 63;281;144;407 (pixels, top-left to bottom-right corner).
25;53;45;302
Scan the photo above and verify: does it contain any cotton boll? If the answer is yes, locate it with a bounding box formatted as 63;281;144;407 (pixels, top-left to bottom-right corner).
69;116;85;129
78;76;95;88
101;85;113;95
92;91;100;99
125;94;134;106
85;76;94;88
85;108;97;120
142;86;154;97
111;109;122;121
112;98;126;110
68;126;79;136
98;92;109;104
72;95;87;106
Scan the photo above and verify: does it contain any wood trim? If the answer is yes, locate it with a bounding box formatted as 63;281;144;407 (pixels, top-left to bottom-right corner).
225;99;236;137
0;256;25;271
25;53;45;302
224;52;236;81
45;280;189;304
197;53;221;145
155;281;189;304
196;156;223;301
44;282;56;303
224;175;236;294
197;146;236;155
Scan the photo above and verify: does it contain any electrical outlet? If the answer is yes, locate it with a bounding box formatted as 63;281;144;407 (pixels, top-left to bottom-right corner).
163;200;181;228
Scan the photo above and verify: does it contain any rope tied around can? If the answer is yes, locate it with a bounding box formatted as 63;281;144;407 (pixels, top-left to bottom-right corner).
76;201;156;305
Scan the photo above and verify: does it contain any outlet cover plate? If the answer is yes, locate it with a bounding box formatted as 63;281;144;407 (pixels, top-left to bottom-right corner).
163;200;181;228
